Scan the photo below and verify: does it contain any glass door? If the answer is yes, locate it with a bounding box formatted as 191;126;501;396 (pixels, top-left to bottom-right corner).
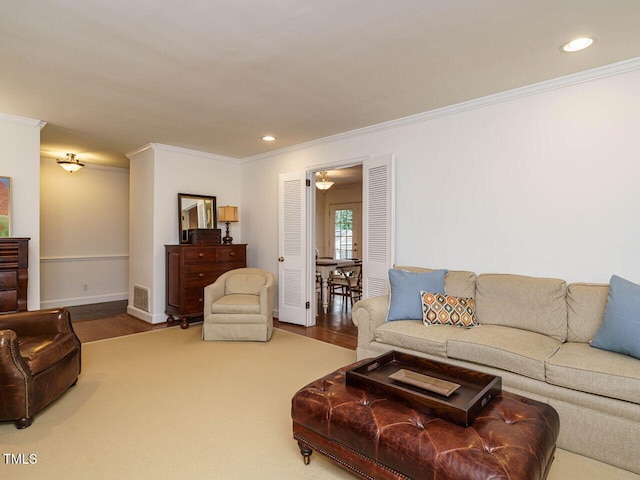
330;203;361;260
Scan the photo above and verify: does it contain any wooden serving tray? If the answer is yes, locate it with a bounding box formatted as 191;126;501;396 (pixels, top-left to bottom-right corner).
346;351;501;427
388;369;460;397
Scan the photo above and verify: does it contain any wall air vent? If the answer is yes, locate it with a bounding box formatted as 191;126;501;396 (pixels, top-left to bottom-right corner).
133;285;150;312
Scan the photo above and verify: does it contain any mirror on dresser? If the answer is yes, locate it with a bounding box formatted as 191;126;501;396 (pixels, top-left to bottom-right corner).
178;193;217;243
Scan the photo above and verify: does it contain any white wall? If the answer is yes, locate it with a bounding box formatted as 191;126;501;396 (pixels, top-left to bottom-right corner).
128;146;155;321
242;63;640;285
0;114;43;309
40;159;129;307
128;144;242;323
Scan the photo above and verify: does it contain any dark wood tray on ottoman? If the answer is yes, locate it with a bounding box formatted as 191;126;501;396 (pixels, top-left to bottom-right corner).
346;351;501;427
292;355;559;480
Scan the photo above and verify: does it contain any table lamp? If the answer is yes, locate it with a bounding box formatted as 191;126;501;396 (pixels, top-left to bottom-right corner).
218;206;238;245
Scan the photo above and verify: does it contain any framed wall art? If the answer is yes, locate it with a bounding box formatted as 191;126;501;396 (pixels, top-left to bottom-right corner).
0;176;11;237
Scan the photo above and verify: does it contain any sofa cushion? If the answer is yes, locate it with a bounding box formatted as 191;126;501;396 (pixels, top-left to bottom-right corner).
395;267;476;298
211;294;260;314
421;292;478;328
18;333;79;375
374;321;467;358
567;283;608;343
386;269;446;321
590;275;640;360
225;274;266;295
447;325;562;381
546;342;640;404
475;274;568;342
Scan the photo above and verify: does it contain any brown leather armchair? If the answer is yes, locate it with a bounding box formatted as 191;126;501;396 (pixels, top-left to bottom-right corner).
0;308;81;428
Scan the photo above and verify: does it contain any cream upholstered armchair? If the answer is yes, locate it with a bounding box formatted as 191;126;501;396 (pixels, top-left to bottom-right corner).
203;268;276;341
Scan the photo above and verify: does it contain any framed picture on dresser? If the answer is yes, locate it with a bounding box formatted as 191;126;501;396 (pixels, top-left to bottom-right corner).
0;176;11;237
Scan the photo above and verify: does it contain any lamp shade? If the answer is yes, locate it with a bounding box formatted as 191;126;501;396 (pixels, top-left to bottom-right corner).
218;206;238;222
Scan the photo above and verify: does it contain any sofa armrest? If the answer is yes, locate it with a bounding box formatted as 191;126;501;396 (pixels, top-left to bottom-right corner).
352;295;389;345
0;309;75;337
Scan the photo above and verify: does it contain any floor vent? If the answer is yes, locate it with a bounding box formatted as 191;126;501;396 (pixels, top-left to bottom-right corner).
133;285;150;312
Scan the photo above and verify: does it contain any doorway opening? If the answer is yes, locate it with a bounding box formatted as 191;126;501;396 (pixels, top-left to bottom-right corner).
312;165;362;343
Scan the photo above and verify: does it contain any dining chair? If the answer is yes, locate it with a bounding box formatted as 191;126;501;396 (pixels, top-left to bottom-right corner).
330;263;362;307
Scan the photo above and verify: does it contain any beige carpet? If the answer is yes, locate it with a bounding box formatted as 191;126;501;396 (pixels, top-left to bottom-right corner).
0;327;638;480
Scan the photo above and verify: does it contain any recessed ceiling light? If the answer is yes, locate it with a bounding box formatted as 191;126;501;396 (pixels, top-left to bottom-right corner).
262;135;276;141
560;37;595;53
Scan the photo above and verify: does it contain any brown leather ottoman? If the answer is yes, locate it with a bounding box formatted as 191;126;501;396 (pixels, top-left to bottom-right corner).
291;361;559;480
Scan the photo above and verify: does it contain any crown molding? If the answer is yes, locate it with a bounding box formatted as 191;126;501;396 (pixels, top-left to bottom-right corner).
125;143;153;159
0;112;46;129
242;56;640;163
126;142;241;164
152;143;241;164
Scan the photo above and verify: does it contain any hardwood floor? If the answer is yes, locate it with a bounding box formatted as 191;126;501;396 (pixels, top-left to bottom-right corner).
67;300;130;321
274;296;357;350
68;301;163;343
67;297;358;349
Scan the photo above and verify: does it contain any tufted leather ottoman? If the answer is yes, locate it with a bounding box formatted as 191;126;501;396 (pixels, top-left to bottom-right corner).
291;360;559;480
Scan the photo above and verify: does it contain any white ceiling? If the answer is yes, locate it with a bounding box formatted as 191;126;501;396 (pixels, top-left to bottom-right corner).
317;165;362;187
2;1;640;169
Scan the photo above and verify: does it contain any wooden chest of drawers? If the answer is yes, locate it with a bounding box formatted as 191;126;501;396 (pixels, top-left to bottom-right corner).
165;244;246;329
0;238;29;313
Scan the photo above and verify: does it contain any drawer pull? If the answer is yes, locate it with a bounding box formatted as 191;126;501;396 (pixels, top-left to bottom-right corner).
198;273;204;277
198;252;204;257
198;298;203;303
229;252;235;257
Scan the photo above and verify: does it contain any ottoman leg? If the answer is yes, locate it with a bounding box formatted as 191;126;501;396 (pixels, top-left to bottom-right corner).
298;441;313;465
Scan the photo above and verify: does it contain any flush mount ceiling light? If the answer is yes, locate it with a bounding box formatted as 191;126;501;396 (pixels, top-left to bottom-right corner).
56;153;85;173
261;135;276;141
560;37;595;53
315;171;334;191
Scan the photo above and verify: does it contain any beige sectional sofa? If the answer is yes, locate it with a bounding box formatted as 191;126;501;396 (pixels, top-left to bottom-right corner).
352;267;640;474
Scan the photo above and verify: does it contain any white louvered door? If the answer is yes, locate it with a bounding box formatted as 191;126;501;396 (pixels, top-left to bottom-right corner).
278;171;308;325
362;154;395;298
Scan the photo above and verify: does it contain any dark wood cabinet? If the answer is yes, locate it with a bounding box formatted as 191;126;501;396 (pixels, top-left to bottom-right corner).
165;244;246;329
0;238;29;313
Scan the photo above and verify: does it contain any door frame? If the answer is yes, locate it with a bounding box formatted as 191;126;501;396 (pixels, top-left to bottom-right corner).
307;158;367;324
306;154;394;322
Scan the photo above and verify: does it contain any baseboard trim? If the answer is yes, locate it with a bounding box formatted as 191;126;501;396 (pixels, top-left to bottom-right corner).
40;293;128;309
127;306;167;325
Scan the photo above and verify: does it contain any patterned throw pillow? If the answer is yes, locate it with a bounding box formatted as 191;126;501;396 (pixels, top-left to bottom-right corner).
421;291;478;328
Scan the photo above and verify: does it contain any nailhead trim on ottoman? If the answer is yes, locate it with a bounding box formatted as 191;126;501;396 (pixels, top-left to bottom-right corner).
292;361;559;480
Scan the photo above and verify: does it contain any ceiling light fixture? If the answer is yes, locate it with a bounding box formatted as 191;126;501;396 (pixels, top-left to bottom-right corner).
560;37;595;53
262;135;276;141
56;153;85;173
315;171;334;191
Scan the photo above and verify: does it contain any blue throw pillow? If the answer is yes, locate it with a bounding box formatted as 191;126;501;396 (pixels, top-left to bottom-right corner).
386;269;447;321
590;275;640;360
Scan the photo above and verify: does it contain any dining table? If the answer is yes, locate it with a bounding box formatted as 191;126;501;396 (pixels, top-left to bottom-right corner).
315;258;358;314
